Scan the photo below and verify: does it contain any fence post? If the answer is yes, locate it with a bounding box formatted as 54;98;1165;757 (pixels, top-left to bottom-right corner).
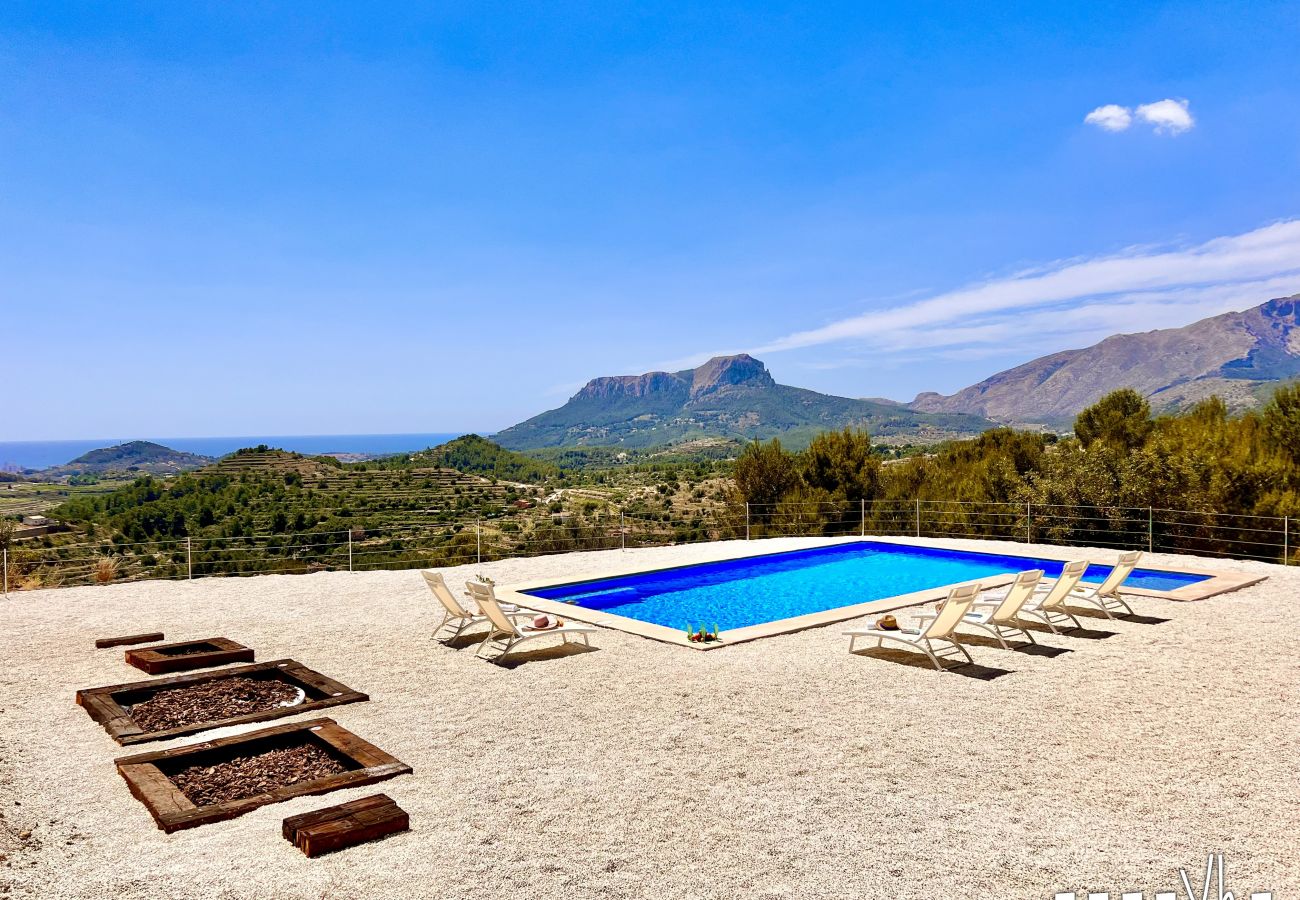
186;537;192;579
348;529;353;572
860;498;866;538
3;546;7;596
1025;501;1032;543
1284;516;1289;565
621;511;626;551
915;499;921;538
1147;506;1154;554
476;521;482;565
745;503;751;541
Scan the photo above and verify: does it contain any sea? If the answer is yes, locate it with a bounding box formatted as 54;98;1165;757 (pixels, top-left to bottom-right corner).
0;433;464;471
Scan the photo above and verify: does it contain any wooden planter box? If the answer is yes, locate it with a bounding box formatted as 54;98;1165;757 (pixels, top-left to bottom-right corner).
124;637;254;674
115;717;412;833
76;659;368;745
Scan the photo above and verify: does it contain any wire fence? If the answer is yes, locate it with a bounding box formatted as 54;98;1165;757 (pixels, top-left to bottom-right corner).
2;499;1292;593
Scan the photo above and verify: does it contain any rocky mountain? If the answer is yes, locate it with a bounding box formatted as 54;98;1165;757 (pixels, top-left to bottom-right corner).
909;295;1300;424
496;354;993;449
38;441;214;478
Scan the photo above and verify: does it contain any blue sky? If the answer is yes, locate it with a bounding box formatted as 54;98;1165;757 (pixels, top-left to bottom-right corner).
4;2;1300;439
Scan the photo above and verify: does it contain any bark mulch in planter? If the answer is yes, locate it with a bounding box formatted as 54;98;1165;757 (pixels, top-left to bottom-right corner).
170;741;348;806
77;659;368;745
128;676;302;733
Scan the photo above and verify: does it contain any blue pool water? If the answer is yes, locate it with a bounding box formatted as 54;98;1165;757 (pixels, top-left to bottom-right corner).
522;541;1210;632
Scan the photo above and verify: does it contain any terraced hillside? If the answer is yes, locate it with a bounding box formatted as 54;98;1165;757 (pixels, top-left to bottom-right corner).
7;438;736;590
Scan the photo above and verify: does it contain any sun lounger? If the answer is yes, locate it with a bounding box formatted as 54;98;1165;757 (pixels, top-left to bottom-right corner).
1048;550;1140;618
843;582;981;670
421;571;528;642
915;569;1043;648
1010;559;1088;633
466;580;597;663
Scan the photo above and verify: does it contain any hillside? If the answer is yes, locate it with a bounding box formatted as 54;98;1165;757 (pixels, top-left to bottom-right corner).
496;354;993;449
38;440;213;478
404;434;557;483
910;294;1300;423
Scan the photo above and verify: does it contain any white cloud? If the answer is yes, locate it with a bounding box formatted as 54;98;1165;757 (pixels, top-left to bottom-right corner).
751;220;1300;359
1084;104;1133;132
1084;98;1194;135
1135;98;1195;134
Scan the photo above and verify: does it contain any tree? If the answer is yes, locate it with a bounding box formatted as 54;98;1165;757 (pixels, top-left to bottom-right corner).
1262;383;1300;462
733;439;801;520
802;428;880;502
1074;388;1153;451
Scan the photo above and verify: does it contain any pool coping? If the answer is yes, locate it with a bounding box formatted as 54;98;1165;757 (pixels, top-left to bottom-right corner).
496;536;1267;651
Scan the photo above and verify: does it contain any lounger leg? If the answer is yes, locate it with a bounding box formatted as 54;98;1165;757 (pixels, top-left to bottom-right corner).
1104;593;1135;616
434;611;452;639
475;628;502;659
975;622;1009;649
920;642;944;670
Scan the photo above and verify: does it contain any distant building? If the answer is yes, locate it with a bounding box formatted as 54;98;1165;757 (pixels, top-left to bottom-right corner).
12;516;69;540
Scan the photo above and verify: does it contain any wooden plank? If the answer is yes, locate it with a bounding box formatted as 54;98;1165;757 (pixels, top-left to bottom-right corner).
312;721;401;769
282;793;396;843
77;660;368;745
297;800;408;857
95;632;164;649
281;660;365;700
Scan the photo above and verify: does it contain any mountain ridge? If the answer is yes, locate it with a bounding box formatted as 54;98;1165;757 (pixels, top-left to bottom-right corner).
908;294;1300;423
496;354;993;449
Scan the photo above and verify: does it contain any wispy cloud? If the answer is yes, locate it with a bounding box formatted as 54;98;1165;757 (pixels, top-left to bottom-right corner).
752;220;1300;358
1085;98;1194;134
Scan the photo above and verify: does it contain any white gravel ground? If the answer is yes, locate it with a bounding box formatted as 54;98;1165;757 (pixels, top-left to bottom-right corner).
1;537;1297;900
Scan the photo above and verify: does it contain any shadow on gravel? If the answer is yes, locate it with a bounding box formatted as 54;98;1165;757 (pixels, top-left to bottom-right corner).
1020;622;1116;640
1114;613;1170;625
1073;609;1169;626
1011;643;1071;658
440;632;491;650
1061;627;1117;640
492;641;599;669
942;633;1071;657
851;647;1014;680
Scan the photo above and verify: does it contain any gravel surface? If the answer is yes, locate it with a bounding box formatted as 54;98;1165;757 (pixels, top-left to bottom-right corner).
2;536;1297;900
128;676;302;733
169;743;347;807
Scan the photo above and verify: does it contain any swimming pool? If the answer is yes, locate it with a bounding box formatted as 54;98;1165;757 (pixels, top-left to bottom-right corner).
520;540;1211;633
